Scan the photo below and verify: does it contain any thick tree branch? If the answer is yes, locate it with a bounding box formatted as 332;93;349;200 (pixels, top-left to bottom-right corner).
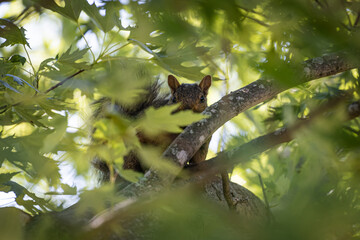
188;99;360;175
161;53;360;176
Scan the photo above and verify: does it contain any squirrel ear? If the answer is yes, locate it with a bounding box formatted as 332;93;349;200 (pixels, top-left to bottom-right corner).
168;75;181;94
199;75;211;95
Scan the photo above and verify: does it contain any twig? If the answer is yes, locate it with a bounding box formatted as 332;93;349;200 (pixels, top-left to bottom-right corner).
244;15;270;27
315;0;325;9
258;173;273;222
354;12;360;26
77;22;96;62
341;0;353;27
44;69;84;94
221;171;236;210
238;6;267;18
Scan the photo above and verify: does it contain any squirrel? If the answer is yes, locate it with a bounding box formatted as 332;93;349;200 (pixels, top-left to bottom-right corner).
92;74;212;182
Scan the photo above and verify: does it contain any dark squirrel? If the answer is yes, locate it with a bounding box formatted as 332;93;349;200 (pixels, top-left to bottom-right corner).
92;75;212;182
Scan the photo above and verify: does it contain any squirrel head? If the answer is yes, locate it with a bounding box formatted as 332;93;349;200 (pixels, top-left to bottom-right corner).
168;75;212;113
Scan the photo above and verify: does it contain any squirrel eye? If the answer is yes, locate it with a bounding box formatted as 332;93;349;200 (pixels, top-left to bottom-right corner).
172;96;177;103
200;95;205;103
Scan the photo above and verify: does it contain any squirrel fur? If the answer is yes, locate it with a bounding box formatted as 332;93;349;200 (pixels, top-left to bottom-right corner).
92;75;212;182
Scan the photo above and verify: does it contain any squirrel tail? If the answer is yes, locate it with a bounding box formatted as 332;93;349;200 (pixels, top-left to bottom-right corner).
92;80;166;120
120;80;165;117
91;80;168;183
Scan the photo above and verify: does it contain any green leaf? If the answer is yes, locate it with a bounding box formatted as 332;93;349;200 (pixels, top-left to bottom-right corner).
82;2;113;32
9;55;26;65
12;106;45;127
138;105;207;136
60;183;77;195
4;181;58;213
118;169;144;183
0;172;20;184
83;1;129;32
0;18;29;47
138;147;180;175
129;38;208;80
57;46;89;69
77;185;124;215
5;74;40;92
31;0;83;21
40;115;68;153
0;207;25;240
0;79;21;93
38;57;56;72
45;183;77;195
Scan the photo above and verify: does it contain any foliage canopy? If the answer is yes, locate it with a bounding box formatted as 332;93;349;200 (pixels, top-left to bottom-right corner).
0;0;360;239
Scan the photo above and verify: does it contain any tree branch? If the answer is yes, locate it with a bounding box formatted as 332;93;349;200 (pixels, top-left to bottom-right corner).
161;53;360;178
187;98;360;175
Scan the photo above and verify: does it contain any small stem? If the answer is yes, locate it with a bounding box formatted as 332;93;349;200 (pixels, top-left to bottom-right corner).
23;45;36;75
341;0;353;27
221;171;236;210
23;45;38;88
77;22;96;62
102;42;131;58
245;15;270;27
354;12;360;26
238;6;267;18
97;29;122;61
258;174;270;210
258;173;275;222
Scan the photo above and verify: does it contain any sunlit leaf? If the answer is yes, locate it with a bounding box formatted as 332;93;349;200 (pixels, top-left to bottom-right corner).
41;115;68;153
0;172;20;184
9;55;26;65
138;105;207;136
5;74;39;92
31;0;83;21
57;46;89;69
0;18;29;47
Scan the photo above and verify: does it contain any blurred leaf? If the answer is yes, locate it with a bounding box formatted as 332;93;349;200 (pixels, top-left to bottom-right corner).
0;18;29;47
46;183;77;195
5;74;39;92
40;115;68;153
31;0;83;21
0;207;25;240
138;105;207;136
0;172;20;184
138;146;180;175
38;57;56;72
0;79;21;93
118;168;143;183
77;185;123;215
4;181;58;214
9;54;26;65
82;1;124;32
57;46;89;69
